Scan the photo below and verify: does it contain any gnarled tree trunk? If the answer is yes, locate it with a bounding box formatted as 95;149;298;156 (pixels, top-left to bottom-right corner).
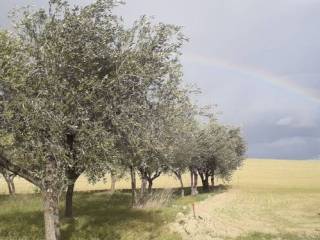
43;189;60;240
190;169;198;195
65;168;82;218
43;157;61;240
140;175;148;199
10;178;15;194
210;169;215;190
65;183;75;218
174;171;184;197
147;179;153;194
0;168;16;195
199;172;210;192
190;171;193;194
6;178;15;195
5;175;15;195
110;172;116;192
193;171;198;195
130;166;137;207
178;175;184;197
145;170;161;194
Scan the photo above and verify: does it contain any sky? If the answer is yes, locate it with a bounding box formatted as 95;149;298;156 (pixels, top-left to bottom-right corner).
1;0;320;160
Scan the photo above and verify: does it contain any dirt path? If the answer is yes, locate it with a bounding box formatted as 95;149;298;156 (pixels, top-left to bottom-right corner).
171;189;250;240
171;189;320;240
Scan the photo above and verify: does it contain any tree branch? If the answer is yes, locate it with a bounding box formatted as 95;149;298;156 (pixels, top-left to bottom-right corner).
151;170;161;180
0;153;42;188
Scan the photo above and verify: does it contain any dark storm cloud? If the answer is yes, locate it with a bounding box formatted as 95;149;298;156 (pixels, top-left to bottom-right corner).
1;0;320;159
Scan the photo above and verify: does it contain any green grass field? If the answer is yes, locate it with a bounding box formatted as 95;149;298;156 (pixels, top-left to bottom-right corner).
0;159;320;240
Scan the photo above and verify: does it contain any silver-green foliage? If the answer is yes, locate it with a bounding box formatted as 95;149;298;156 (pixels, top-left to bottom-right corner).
197;119;246;183
0;0;188;238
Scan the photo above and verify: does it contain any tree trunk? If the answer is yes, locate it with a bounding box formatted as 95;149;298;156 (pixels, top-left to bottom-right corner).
42;156;61;240
202;177;209;192
211;175;214;189
110;172;116;192
6;179;15;195
140;176;147;198
177;174;184;197
64;169;81;218
199;173;205;187
190;171;194;195
130;166;137;207
193;171;198;195
6;179;13;195
4;177;13;195
65;183;75;218
145;170;161;195
200;172;209;192
210;168;215;191
43;190;60;240
147;179;153;194
10;179;15;195
190;170;198;195
1;170;16;195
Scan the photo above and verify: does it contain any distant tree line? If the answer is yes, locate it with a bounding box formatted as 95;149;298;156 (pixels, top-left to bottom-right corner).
0;1;246;240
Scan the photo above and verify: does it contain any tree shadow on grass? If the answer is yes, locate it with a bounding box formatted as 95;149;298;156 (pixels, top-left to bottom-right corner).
0;185;228;240
0;194;43;240
60;186;228;240
173;184;229;196
60;192;173;240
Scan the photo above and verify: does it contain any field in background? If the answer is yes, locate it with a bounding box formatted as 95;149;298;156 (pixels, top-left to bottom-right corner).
1;159;320;194
232;159;320;191
171;159;320;240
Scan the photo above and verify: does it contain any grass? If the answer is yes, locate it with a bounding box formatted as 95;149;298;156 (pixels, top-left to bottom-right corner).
0;191;177;240
228;232;320;240
230;159;320;239
1;159;320;240
0;187;221;240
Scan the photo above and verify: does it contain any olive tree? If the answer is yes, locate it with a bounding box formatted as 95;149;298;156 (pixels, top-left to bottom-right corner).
165;101;199;197
0;0;187;238
195;119;246;192
136;90;195;198
106;17;187;205
214;127;246;182
0;1;122;237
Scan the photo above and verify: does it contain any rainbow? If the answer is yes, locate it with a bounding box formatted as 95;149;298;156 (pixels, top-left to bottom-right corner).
183;53;320;104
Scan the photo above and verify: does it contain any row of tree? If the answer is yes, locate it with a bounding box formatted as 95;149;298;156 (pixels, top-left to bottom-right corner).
0;1;246;240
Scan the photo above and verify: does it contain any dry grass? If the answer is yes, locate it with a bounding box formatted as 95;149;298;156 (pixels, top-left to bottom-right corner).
232;159;320;191
1;159;320;240
137;189;174;209
171;159;320;240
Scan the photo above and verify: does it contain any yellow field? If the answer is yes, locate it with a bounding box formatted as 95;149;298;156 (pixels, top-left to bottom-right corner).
234;158;320;191
1;159;320;194
172;159;320;239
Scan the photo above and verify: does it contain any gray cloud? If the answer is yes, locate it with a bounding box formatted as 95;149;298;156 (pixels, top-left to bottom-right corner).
276;117;294;127
1;0;320;159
